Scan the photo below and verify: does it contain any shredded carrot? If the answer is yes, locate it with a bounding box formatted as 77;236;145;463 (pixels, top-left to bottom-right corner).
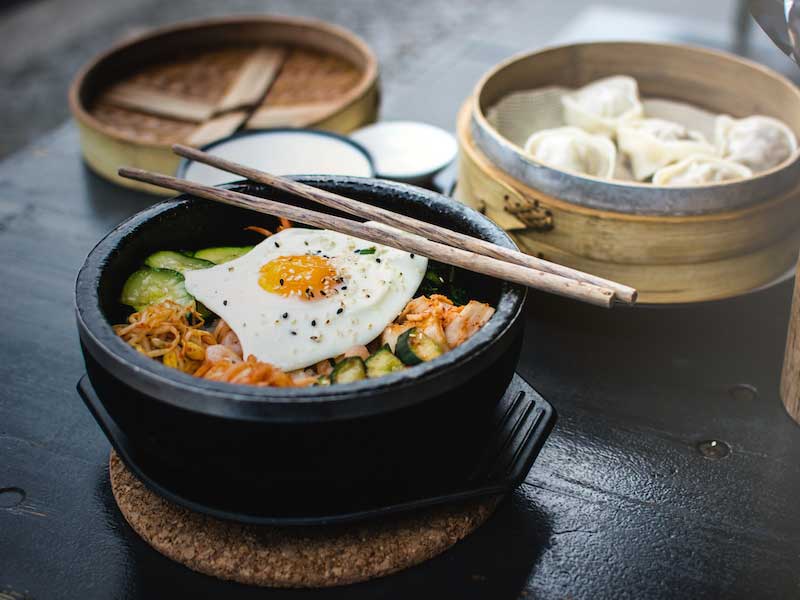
277;217;292;231
245;225;273;237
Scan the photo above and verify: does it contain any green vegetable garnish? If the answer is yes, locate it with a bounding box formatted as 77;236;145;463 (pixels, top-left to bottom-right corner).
417;261;468;305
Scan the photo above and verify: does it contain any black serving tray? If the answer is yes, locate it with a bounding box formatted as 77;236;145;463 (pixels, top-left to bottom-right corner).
78;373;555;526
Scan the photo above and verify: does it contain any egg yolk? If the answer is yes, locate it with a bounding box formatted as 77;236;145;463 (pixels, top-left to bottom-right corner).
258;255;339;300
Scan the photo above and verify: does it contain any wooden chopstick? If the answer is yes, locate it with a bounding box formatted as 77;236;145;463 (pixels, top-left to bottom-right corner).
172;143;637;304
186;110;250;147
103;84;215;122
118;167;617;308
214;47;287;114
187;47;288;147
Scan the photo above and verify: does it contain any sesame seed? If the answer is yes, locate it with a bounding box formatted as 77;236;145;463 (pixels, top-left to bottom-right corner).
376;258;381;263
291;331;297;336
274;242;280;248
311;320;316;327
337;308;344;314
223;300;228;306
279;278;284;286
282;312;288;319
410;253;415;258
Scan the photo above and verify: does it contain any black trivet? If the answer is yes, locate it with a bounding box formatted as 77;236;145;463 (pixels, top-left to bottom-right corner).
78;373;555;526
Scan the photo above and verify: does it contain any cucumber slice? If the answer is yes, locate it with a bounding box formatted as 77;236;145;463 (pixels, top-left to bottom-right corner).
120;268;193;311
144;251;214;273
331;356;367;384
395;328;444;366
365;348;405;378
315;375;332;386
193;246;254;264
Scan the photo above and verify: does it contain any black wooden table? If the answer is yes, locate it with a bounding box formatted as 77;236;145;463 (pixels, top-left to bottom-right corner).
4;18;800;599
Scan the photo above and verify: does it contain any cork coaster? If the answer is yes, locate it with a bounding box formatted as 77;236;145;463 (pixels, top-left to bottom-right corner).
109;451;498;588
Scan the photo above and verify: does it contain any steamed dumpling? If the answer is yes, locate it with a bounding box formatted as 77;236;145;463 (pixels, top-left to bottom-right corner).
562;76;644;137
617;118;717;181
652;155;752;186
524;126;617;178
714;115;798;172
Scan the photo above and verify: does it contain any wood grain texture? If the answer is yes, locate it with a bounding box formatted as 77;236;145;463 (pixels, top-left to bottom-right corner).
172;143;637;303
781;259;800;423
214;46;287;113
184;46;288;146
185;110;249;147
102;83;216;122
118;166;617;307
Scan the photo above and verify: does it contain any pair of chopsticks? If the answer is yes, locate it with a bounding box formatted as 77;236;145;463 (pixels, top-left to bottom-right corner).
118;144;637;308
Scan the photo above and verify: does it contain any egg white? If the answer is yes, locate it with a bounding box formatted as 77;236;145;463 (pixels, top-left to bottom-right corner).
184;227;427;371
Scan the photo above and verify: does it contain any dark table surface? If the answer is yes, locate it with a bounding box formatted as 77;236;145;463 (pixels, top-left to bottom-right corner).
4;11;800;599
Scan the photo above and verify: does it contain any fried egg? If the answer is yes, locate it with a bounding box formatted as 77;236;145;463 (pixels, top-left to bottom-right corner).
184;227;428;371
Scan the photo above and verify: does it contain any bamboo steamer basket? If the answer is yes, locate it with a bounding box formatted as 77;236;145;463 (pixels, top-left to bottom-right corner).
69;16;379;195
456;42;800;304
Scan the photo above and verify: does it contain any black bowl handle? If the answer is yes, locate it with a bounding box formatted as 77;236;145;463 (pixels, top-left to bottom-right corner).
76;374;132;463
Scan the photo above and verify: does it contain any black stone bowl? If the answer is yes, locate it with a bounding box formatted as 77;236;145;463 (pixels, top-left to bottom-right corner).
75;177;526;517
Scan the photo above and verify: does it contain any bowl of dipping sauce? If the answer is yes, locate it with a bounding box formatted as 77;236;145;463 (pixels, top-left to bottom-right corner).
350;121;458;185
178;128;375;185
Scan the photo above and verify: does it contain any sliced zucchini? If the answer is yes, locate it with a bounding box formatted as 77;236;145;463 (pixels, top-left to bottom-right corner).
144;251;214;273
365;348;405;378
315;375;332;386
331;356;367;384
193;246;254;264
395;327;444;366
120;268;193;311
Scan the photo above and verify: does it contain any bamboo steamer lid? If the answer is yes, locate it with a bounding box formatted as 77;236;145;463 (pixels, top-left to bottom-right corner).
69;16;379;195
457;42;800;304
